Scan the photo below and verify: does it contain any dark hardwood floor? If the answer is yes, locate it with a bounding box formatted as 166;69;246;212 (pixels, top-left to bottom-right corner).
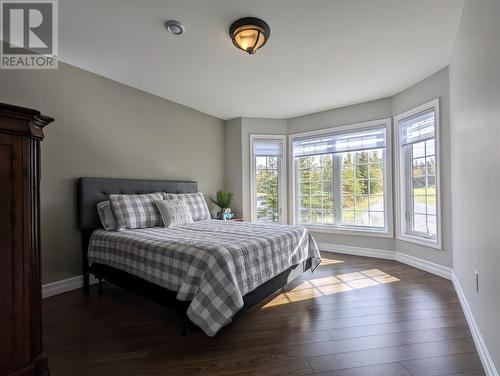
43;253;484;376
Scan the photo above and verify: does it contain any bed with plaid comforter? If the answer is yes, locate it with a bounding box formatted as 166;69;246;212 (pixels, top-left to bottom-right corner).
88;219;321;336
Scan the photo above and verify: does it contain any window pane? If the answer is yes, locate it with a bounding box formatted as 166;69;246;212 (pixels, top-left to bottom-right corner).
342;179;355;194
369;150;383;162
299;195;310;208
369;179;383;195
413;176;426;190
355;164;368;179
426;139;435;156
427;175;436;189
342;211;355;225
414;214;427;233
300;182;311;196
427;195;436;215
428;215;437;237
413;195;427;215
299;209;310;223
355;211;370;226
369;195;384;211
370;212;384;227
356;179;369;195
323;210;334;224
413;141;425;158
321;155;333;180
356;194;369;211
295;152;335;225
340;149;385;228
426;156;436;175
354;152;369;165
342;195;355;211
370;162;383;179
256;155;279;223
256;156;267;169
310;196;322;209
412;158;426;177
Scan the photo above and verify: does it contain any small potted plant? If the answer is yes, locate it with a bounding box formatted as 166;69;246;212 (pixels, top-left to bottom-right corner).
211;190;234;220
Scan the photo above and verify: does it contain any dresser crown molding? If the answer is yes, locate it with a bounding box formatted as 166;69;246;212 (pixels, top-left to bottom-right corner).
0;103;54;140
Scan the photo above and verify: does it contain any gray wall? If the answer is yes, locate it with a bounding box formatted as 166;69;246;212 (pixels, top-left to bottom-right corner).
449;0;500;369
392;67;453;267
0;62;226;283
225;118;243;217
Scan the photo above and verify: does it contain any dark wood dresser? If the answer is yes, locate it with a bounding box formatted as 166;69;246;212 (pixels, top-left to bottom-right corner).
0;104;54;376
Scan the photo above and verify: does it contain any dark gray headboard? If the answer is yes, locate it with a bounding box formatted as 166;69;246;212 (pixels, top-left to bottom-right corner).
77;177;197;230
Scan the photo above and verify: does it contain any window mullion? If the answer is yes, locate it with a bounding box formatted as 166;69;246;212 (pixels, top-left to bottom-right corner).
333;153;342;226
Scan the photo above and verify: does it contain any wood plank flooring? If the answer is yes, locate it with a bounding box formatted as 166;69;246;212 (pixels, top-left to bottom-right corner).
43;253;484;376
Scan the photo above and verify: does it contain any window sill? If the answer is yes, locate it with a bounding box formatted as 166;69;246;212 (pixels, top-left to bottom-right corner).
396;234;442;250
303;225;393;238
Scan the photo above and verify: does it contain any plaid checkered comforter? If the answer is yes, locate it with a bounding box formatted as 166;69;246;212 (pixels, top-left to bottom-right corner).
88;219;321;336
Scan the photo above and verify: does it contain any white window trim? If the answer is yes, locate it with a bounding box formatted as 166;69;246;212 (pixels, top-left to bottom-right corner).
288;118;393;237
394;98;442;249
250;134;287;224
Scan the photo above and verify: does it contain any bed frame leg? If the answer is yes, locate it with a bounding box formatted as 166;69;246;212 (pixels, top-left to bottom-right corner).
83;272;90;293
182;314;191;336
98;276;103;295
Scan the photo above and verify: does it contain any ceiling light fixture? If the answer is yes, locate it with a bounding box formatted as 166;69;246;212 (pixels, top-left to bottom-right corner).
165;20;185;35
229;17;270;55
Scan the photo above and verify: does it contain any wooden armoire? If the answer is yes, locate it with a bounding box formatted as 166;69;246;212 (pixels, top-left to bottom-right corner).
0;103;54;376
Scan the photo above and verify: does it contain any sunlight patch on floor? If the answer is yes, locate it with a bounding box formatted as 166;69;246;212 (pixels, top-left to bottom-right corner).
262;268;400;309
320;258;345;265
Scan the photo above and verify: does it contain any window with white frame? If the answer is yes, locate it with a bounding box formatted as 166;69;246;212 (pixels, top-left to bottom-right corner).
395;99;441;247
250;136;286;223
291;120;392;234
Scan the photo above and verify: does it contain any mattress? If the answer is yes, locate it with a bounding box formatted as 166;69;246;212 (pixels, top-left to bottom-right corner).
88;219;321;336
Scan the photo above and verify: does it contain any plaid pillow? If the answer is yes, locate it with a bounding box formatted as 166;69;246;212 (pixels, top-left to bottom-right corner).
163;192;211;221
109;192;163;230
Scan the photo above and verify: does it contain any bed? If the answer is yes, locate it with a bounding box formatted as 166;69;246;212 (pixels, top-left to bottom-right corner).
78;177;321;336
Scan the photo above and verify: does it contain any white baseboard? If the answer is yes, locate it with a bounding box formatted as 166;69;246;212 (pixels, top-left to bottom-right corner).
42;274;98;299
318;242;452;280
394;252;452;280
452;273;499;376
318;242;394;260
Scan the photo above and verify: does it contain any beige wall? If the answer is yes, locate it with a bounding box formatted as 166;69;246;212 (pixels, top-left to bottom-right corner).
0;62;226;283
450;0;500;370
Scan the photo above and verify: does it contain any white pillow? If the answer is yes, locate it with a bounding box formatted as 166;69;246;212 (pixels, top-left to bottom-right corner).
163;192;211;221
154;199;194;228
96;201;116;231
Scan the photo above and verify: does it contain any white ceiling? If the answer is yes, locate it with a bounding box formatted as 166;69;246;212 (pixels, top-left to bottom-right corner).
59;0;463;120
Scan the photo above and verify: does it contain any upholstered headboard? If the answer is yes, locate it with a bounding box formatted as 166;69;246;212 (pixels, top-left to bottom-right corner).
77;177;198;230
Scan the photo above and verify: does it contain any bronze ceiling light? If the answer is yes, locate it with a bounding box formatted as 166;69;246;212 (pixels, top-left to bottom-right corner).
229;17;270;55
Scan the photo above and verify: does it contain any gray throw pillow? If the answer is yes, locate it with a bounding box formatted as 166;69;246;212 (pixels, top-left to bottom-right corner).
155;199;194;228
96;201;116;231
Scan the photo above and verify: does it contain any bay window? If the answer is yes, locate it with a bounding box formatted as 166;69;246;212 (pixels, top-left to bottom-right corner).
395;99;441;248
290;119;392;235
